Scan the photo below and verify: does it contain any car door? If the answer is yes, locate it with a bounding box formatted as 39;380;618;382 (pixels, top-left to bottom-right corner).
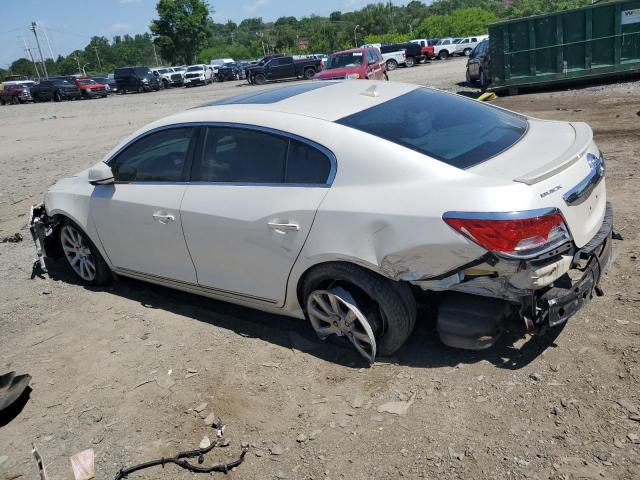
90;126;199;283
180;125;334;305
271;57;295;79
365;49;383;79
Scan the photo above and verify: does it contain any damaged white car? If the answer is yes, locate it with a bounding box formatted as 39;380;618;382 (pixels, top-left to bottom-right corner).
30;81;613;363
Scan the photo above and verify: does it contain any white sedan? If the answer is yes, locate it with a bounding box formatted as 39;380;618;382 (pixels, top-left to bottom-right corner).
30;81;612;363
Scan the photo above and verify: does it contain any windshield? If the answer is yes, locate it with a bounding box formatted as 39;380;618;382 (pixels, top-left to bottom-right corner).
325;52;364;70
187;66;203;72
337;88;528;169
158;69;168;74
53;79;72;86
173;67;185;72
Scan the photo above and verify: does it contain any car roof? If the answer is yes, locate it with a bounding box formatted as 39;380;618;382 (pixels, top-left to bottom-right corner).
169;80;420;124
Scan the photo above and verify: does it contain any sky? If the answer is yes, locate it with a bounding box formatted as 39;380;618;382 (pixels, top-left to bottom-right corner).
0;0;412;68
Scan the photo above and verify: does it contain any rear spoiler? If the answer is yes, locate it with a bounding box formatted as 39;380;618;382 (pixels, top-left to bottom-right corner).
514;122;593;185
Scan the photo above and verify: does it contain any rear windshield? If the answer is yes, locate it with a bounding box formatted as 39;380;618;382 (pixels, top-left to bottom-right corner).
337;88;528;169
326;52;364;69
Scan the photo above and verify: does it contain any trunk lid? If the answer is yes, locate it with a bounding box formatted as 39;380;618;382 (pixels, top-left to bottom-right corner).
470;119;606;248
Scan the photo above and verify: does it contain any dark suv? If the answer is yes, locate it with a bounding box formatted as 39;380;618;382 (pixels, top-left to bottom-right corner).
114;67;160;93
31;78;81;102
466;39;491;91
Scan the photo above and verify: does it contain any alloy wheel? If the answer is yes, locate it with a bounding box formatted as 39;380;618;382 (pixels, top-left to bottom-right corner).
60;225;97;282
307;287;377;363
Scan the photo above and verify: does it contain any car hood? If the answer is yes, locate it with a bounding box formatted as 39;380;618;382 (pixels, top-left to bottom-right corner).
314;66;363;79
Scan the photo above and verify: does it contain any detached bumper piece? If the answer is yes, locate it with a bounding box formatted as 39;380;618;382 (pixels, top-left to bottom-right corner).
29;204;56;271
536;202;613;328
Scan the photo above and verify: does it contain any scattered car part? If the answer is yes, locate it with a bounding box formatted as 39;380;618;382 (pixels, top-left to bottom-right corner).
70;449;95;480
1;233;23;243
113;435;247;479
0;372;31;412
32;444;49;480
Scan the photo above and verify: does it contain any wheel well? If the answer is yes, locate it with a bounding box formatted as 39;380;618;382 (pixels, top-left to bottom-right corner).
295;260;414;312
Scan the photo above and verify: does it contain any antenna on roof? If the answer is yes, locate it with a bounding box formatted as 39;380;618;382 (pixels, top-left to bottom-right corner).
360;85;379;98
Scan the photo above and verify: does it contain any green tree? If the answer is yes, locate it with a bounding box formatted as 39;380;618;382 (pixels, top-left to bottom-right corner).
418;7;496;38
10;58;36;77
150;0;212;64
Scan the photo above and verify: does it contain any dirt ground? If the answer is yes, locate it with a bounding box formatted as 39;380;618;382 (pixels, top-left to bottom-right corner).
1;59;639;480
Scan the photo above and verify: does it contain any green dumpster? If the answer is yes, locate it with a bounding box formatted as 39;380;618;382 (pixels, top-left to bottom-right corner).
489;0;640;93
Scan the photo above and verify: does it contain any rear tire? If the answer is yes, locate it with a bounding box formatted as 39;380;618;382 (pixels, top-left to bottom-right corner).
302;263;416;359
386;59;398;71
480;68;488;91
404;56;415;67
438;50;449;60
53;91;62;102
463;48;472;56
58;220;112;286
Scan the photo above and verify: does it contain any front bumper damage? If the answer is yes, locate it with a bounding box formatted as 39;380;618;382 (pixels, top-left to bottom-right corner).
413;203;614;348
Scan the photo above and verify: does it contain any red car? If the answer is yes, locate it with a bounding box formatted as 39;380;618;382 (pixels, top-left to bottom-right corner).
0;83;33;105
421;45;435;60
74;77;108;99
313;47;387;81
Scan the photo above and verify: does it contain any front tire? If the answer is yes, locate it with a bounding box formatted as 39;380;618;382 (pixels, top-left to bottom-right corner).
463;48;472;56
303;263;416;361
53;91;62;102
480;68;488;91
253;73;266;85
438;50;449;60
59;221;111;286
304;68;315;79
386;59;398;71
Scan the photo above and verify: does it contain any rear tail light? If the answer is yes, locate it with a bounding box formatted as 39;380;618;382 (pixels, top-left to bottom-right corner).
443;209;571;258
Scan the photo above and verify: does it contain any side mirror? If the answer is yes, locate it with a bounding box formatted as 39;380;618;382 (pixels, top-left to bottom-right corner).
88;162;114;185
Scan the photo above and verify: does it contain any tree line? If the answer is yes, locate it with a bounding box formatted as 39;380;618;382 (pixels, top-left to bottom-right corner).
3;0;598;79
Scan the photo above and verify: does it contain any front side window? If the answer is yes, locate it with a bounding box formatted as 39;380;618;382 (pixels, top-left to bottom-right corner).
337;88;527;169
195;127;332;185
112;128;193;182
366;49;376;64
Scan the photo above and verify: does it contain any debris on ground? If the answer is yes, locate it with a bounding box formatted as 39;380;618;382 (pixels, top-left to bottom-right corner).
0;371;31;412
377;393;416;416
113;420;247;479
32;444;49;480
70;449;95;480
1;233;22;243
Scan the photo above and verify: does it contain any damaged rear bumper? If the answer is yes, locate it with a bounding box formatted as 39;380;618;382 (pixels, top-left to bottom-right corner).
537;202;613;328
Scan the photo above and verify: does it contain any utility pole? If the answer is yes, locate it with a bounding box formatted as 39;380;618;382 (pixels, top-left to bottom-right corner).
152;42;160;67
30;21;48;78
93;46;102;71
354;25;360;48
73;53;82;74
41;26;56;60
22;36;40;79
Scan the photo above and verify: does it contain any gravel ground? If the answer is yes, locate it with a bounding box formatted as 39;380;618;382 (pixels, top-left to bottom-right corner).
1;60;639;480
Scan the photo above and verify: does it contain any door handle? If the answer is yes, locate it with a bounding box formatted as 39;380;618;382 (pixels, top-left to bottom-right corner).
268;221;300;233
153;212;175;224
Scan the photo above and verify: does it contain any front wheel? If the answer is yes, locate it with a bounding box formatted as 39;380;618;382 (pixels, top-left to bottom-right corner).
53;91;62;102
304;68;315;79
463;48;472;56
59;221;111;286
480;68;488;91
12;96;20;105
253;73;266;85
438;50;449;60
386;59;398;71
303;263;416;363
466;68;474;85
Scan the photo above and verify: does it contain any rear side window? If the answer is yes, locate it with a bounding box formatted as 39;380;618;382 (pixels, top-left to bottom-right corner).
112;128;193;182
195;127;332;185
199;128;288;183
286;140;331;184
337;88;528;169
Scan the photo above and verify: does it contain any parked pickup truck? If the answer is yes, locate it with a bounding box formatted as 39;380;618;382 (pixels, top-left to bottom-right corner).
74;77;109;99
246;56;321;85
